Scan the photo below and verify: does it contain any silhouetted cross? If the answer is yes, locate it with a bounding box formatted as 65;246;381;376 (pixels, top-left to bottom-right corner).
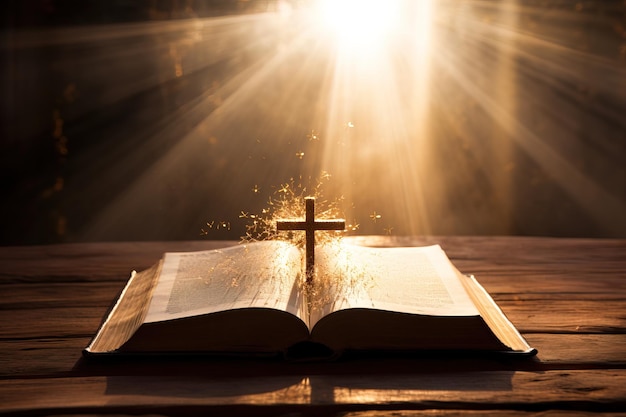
276;197;345;284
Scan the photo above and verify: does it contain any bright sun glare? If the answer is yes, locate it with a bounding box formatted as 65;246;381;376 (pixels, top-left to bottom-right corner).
318;0;400;48
35;0;625;243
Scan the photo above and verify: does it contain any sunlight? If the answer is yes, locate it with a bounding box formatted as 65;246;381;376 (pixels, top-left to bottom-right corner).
317;0;400;49
21;1;623;243
314;0;435;235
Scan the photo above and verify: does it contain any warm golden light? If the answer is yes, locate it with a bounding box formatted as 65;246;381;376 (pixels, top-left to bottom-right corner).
15;1;623;244
317;0;400;49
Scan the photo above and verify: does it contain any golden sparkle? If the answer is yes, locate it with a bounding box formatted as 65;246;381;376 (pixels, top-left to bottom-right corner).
242;176;344;246
369;211;382;222
307;130;320;141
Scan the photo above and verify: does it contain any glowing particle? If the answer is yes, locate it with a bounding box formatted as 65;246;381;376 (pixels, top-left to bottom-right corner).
347;222;360;231
307;130;319;141
370;211;382;222
239;211;249;218
278;183;290;193
296;152;305;159
384;226;394;235
347;122;354;128
252;185;260;193
200;220;217;235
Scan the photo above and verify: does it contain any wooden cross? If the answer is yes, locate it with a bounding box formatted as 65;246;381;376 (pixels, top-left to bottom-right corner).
276;197;345;284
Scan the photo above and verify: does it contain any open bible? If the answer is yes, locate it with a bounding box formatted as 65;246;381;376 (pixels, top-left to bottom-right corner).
85;240;535;359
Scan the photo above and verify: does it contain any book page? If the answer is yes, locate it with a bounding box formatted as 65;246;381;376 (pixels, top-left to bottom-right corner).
311;243;479;325
144;241;305;323
86;261;163;354
459;272;534;353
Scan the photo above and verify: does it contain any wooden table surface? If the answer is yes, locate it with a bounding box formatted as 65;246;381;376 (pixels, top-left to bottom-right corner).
1;236;625;416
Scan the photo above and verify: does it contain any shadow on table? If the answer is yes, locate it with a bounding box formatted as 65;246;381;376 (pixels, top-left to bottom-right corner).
74;352;524;400
102;370;515;403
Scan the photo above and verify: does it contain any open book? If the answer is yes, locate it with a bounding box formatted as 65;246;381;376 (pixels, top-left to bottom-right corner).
85;240;535;359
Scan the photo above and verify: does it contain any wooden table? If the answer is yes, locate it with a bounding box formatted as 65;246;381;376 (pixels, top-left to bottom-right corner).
1;236;625;416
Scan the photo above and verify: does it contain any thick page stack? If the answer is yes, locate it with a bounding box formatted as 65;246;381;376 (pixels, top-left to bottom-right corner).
85;241;535;359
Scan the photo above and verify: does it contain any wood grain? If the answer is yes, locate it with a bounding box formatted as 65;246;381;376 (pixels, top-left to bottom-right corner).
1;370;625;414
1;334;626;378
0;236;625;415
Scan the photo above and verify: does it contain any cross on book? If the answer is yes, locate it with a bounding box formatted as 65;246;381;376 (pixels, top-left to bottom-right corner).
276;197;345;284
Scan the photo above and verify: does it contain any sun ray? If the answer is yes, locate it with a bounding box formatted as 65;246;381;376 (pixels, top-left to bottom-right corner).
6;1;625;243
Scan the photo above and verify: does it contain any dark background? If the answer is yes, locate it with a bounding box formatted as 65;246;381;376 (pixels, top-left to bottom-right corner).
1;0;625;245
